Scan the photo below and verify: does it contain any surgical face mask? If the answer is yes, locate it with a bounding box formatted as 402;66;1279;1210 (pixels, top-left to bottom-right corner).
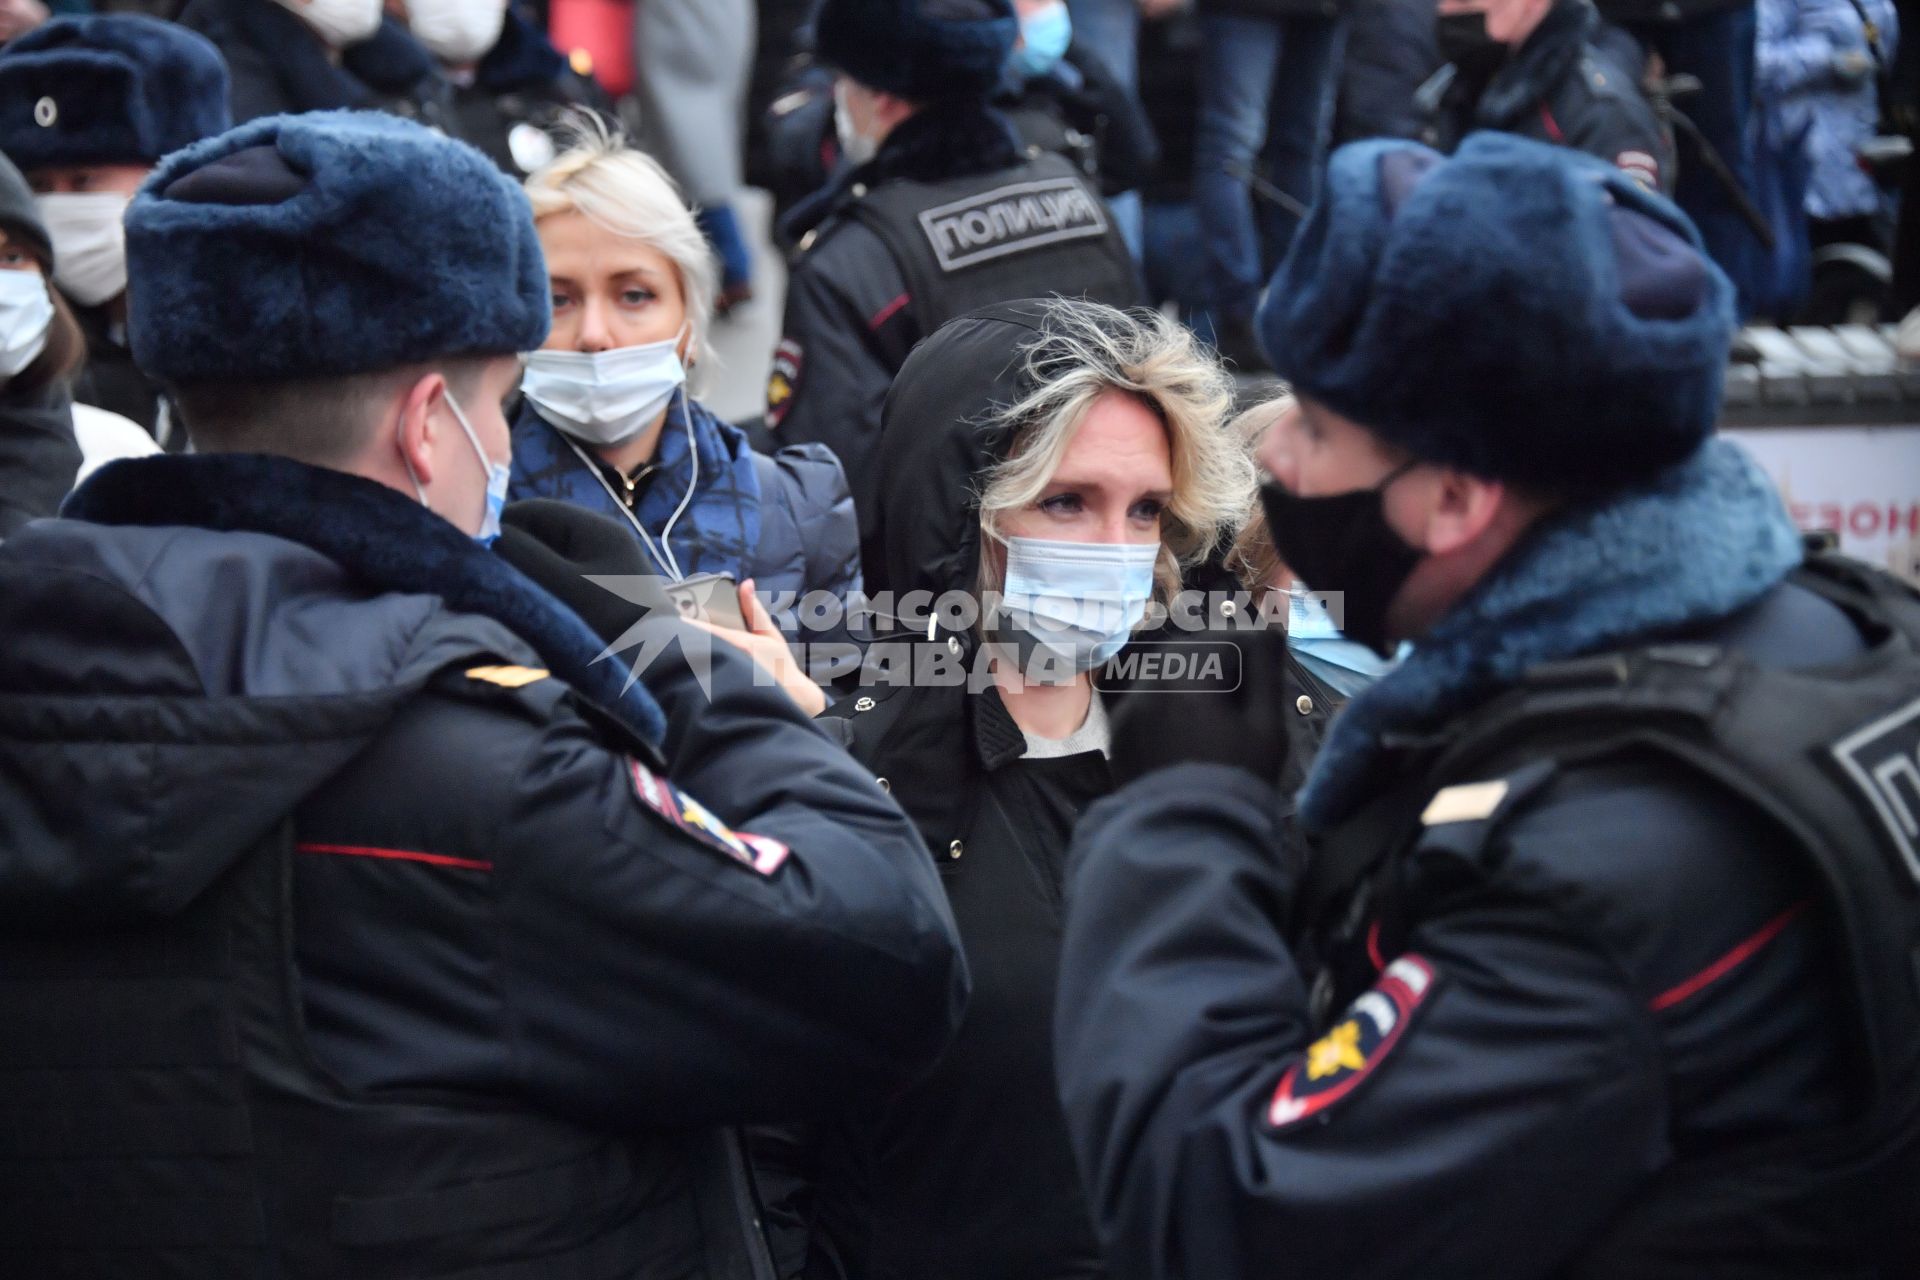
522;330;688;448
0;270;52;379
275;0;384;48
996;535;1160;678
833;80;880;169
37;192;129;308
1258;460;1422;658
1284;585;1388;697
1011;0;1073;80
405;0;507;65
1436;11;1508;78
401;386;511;545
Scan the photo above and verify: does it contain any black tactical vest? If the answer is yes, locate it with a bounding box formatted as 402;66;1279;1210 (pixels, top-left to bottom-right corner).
844;149;1140;337
0;818;774;1279
1294;555;1920;1276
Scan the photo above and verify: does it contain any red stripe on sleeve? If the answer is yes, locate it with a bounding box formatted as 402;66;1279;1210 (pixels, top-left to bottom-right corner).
295;842;494;873
1648;899;1811;1012
868;292;911;330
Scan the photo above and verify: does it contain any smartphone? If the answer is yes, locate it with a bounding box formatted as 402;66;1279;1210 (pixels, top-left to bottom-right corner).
663;572;748;630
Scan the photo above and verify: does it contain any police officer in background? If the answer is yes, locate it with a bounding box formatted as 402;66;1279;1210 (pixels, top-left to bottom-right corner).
1422;0;1674;189
1054;134;1920;1277
0;111;966;1276
768;0;1140;593
0;14;230;446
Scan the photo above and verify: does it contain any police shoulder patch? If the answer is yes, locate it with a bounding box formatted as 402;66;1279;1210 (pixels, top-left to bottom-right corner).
767;338;803;429
1267;955;1439;1129
629;759;790;875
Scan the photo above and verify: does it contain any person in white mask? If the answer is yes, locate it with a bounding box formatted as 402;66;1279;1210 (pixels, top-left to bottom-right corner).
393;0;612;177
510;121;863;698
0;15;230;444
0;146;154;538
748;296;1253;1280
177;0;446;127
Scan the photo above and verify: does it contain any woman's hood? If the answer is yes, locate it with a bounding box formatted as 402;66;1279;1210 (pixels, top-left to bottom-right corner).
874;299;1049;607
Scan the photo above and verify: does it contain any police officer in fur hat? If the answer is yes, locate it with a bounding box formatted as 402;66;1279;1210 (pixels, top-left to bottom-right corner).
767;0;1140;595
1052;133;1920;1277
0;14;230;446
0;111;966;1275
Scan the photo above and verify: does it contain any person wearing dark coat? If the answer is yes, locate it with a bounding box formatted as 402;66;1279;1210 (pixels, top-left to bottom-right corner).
750;296;1283;1280
1053;133;1920;1279
0;150;87;539
179;0;449;127
0;109;968;1276
397;0;613;176
1595;0;1765;309
766;0;1140;593
1335;0;1444;143
0;15;230;446
1424;0;1675;191
508;126;863;691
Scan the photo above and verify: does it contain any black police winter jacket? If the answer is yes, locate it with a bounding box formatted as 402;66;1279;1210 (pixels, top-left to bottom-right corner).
0;452;967;1278
767;105;1139;592
1422;1;1675;191
1054;440;1920;1279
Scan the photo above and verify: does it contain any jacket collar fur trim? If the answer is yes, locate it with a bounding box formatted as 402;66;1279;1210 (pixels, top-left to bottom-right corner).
63;452;667;748
1298;440;1805;831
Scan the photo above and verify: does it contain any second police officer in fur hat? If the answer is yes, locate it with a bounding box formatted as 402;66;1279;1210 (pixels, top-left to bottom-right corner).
766;0;1141;595
0;14;231;447
1053;134;1920;1277
0;111;967;1275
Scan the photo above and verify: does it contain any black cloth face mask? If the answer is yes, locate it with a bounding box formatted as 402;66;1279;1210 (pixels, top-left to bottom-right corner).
1436;11;1509;81
1259;460;1423;657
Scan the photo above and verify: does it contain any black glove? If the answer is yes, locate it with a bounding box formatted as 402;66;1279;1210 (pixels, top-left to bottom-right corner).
494;499;676;645
1104;623;1295;789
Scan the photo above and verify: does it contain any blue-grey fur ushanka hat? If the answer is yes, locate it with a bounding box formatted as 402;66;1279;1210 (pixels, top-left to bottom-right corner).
0;15;230;170
126;111;550;384
816;0;1019;103
1258;132;1734;492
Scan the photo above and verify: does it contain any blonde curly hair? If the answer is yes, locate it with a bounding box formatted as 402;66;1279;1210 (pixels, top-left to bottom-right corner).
976;298;1257;604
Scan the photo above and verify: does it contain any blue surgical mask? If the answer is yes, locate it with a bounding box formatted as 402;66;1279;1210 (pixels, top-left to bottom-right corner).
998;535;1158;676
521;328;688;448
0;269;51;378
1285;585;1389;697
403;386;511;546
1011;0;1072;79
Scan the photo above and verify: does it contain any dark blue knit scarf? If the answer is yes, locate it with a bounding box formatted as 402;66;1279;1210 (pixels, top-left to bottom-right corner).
508;393;761;582
62;452;667;749
1297;439;1806;832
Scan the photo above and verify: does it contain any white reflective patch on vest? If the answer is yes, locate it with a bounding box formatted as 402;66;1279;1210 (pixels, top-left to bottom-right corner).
916;177;1110;272
1831;695;1920;885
